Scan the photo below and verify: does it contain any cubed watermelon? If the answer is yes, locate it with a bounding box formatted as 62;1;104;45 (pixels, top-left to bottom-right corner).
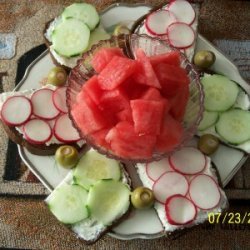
149;51;181;67
91;128;111;149
155;114;183;152
141;87;162;101
107;121;156;159
82;75;102;104
130;99;166;135
91;47;125;73
116;107;133;122
135;49;161;89
98;56;138;90
72;91;112;134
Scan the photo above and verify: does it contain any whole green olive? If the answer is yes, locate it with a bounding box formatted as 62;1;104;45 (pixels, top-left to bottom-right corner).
198;134;219;155
47;66;67;86
113;25;130;36
194;50;216;69
55;145;79;169
131;186;155;209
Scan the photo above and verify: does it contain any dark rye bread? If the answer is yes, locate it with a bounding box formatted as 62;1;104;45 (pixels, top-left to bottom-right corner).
1;120;83;156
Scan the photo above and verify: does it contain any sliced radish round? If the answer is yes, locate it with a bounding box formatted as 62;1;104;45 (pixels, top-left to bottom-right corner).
31;88;60;120
167;22;195;49
1;96;32;126
54;114;81;143
167;0;196;25
169;147;206;175
145;10;176;35
146;158;173;181
165;195;197;225
189;174;221;210
153;171;188;204
23;119;52;144
52;87;68;113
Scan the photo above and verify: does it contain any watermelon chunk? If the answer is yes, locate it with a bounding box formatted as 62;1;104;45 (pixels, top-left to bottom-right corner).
130;99;166;135
82;75;102;104
156;114;183;152
91;128;111;149
91;47;125;73
149;51;181;67
107;121;156;159
141;87;162;101
98;56;138;90
135;49;161;89
72;91;112;134
116;108;133;122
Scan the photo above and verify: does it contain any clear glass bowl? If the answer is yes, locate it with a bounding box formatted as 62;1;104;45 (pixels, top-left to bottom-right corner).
66;34;204;163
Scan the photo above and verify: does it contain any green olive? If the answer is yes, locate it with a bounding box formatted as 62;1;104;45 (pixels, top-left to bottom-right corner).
198;134;220;155
47;66;67;86
113;25;130;36
193;50;216;69
131;187;155;209
55;145;79;169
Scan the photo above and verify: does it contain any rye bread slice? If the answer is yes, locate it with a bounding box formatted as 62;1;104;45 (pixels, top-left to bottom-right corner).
1;120;83;156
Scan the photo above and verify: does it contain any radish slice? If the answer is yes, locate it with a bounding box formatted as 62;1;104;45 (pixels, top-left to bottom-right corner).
145;10;176;35
31;89;60;120
23;119;52;144
146;158;173;181
169;147;206;175
1;96;32;126
53;87;68;113
54;114;81;143
153;171;188;204
165;195;197;225
189;174;221;210
167;22;195;49
167;0;196;25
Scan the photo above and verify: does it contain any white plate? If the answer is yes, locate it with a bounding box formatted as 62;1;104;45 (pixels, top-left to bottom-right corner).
15;3;248;240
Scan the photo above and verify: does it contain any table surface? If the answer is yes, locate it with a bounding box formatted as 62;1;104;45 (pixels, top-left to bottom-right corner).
0;0;250;249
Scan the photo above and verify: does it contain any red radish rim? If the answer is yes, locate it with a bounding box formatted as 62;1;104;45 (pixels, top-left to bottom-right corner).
188;174;221;210
52;87;68;113
145;9;176;36
166;0;196;25
152;171;189;204
53;114;80;143
31;88;60;120
168;146;207;175
1;96;33;126
167;22;195;49
23;118;52;144
165;194;197;225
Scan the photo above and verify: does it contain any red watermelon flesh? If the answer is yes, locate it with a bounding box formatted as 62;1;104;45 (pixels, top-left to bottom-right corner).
72;91;112;134
91;128;111;149
141;87;162;101
91;47;125;73
155;114;184;153
82;75;102;105
149;51;181;67
116;107;133;122
135;49;161;89
169;83;189;121
98;56;138;90
130;99;166;135
107;121;156;159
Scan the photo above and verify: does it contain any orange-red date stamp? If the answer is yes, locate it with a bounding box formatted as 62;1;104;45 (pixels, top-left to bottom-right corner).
208;212;250;224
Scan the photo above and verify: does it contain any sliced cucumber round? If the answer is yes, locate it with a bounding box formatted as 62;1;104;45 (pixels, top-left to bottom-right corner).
216;109;250;144
47;183;89;224
87;180;130;226
73;150;121;190
62;3;100;31
198;110;219;131
52;18;90;57
201;74;239;112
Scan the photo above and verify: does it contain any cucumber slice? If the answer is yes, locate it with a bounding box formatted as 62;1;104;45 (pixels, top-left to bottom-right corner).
52;18;90;57
73;150;121;190
62;3;99;31
201;74;239;111
198;111;219;131
87;180;130;226
46;183;89;224
87;25;111;50
216;109;250;144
